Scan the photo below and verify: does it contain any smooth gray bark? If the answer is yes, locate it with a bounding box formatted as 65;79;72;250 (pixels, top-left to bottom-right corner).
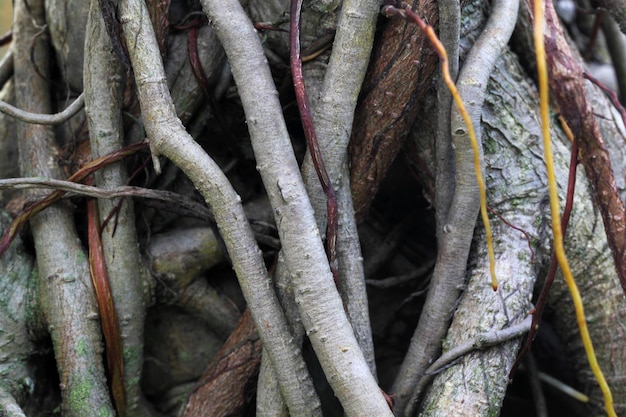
84;1;150;414
13;0;113;415
200;0;392;415
118;0;323;416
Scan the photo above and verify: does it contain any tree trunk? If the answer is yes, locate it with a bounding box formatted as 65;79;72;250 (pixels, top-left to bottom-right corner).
0;0;626;416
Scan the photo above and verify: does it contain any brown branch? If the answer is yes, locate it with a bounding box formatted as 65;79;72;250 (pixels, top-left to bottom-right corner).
349;0;438;222
182;309;261;417
531;0;626;295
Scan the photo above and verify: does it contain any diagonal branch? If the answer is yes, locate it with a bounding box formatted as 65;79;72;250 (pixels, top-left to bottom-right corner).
199;0;393;415
117;0;324;415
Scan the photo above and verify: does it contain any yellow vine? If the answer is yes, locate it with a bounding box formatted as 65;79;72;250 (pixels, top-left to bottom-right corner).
416;19;498;290
533;0;616;415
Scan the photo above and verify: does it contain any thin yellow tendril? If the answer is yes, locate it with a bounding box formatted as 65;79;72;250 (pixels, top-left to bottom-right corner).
558;115;575;143
421;24;498;291
533;1;616;415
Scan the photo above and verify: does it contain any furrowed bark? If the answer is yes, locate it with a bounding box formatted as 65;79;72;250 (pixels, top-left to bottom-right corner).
13;0;114;415
392;0;518;413
412;41;552;417
84;1;150;415
117;1;322;416
349;0;439;222
402;0;626;412
524;0;626;295
200;0;393;415
182;309;261;417
512;5;626;410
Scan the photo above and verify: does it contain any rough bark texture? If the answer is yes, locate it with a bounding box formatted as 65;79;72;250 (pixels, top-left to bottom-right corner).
404;1;626;414
526;0;626;295
13;0;114;415
390;0;518;412
182;309;261;417
349;0;439;222
408;37;622;417
411;44;550;417
0;211;37;406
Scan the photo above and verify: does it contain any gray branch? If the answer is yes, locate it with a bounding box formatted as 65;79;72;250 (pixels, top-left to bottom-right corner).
597;0;626;34
200;0;393;415
0;92;84;125
13;0;113;414
117;0;324;416
392;0;520;414
83;1;151;414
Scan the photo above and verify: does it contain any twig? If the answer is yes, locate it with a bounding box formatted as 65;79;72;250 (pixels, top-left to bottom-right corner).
0;141;147;257
584;71;626;126
0;176;212;213
488;206;535;262
365;259;434;289
303;0;382;377
0;92;84;124
540;0;626;300
382;0;498;291
87;197;126;417
424;317;531;376
84;1;151;412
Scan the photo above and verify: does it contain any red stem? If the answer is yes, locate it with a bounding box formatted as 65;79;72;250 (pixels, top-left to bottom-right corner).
0;141;148;257
509;137;579;379
289;0;339;281
87;196;126;417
